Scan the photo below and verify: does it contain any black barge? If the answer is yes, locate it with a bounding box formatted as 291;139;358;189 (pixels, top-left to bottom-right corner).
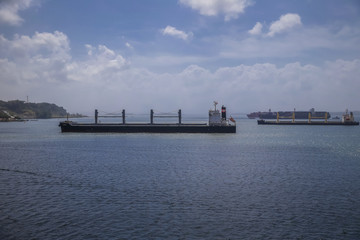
59;102;236;133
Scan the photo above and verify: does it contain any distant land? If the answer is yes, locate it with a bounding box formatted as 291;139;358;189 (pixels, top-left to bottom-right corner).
0;100;84;120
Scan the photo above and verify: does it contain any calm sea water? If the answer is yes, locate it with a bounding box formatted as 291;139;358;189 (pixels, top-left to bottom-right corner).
1;115;360;239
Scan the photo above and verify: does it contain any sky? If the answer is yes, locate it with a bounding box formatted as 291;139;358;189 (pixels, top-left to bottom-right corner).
0;0;360;114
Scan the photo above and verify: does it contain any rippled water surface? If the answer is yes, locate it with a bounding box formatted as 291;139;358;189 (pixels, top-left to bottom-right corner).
1;117;360;239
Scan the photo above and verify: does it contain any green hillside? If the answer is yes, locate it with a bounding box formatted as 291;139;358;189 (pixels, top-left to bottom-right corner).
0;100;68;119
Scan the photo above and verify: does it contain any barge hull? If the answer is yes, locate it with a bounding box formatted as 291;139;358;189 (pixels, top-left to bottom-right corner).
257;120;359;125
59;122;236;133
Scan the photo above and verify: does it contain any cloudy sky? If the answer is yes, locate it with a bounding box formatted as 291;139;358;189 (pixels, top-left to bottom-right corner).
1;0;359;114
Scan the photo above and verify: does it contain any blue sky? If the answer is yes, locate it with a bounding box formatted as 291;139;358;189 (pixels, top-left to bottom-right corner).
1;0;360;114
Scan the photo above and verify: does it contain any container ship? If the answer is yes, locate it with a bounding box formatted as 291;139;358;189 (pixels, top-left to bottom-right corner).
257;109;358;125
59;102;236;133
247;108;331;119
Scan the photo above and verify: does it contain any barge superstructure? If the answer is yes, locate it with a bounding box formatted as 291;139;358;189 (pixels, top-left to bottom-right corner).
59;102;236;133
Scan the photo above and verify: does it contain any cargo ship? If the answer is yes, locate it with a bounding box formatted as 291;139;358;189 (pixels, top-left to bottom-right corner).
247;108;331;119
59;102;236;133
257;109;358;125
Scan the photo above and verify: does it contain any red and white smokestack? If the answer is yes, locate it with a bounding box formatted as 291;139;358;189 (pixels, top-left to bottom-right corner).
221;105;226;120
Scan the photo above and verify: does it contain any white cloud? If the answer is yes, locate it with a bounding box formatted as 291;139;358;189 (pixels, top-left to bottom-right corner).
85;44;94;56
0;31;128;86
0;0;34;26
125;42;133;49
0;31;71;86
0;31;70;57
1;31;359;113
211;60;360;111
248;22;263;35
220;24;360;60
179;0;253;21
268;13;302;37
68;44;128;82
161;25;193;41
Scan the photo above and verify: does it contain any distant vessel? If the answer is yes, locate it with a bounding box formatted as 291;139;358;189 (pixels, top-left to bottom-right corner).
247;108;331;119
59;102;236;133
257;109;358;125
247;109;276;119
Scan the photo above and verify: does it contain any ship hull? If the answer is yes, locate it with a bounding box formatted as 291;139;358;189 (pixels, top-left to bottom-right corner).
257;120;359;125
59;122;236;133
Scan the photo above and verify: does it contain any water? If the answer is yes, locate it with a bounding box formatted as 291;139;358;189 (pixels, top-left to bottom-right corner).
1;117;360;239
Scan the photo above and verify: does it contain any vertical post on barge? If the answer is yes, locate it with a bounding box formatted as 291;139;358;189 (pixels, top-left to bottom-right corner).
122;109;126;124
308;112;311;123
325;112;328;123
178;109;182;125
95;109;98;124
150;109;154;124
276;112;279;123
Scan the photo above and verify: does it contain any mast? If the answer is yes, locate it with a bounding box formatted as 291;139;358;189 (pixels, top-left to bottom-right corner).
214;101;218;111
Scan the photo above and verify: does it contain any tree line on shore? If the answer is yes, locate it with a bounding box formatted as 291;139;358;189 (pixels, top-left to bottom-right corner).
0;100;84;119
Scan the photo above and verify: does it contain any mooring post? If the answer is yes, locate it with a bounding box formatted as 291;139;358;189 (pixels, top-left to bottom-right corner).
122;109;125;124
150;109;154;124
95;109;98;124
178;109;182;124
